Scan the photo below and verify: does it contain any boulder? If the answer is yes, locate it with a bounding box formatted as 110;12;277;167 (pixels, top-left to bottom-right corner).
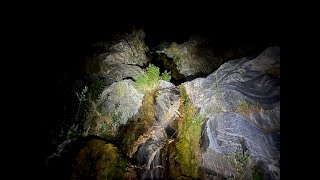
183;46;280;179
97;79;144;127
158;36;218;77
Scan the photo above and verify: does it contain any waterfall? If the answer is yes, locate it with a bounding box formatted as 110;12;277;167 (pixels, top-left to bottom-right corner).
136;140;165;179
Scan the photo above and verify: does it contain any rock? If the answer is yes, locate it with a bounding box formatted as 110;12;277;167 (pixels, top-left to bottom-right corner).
134;87;180;179
88;29;149;86
158;36;218;77
97;79;144;127
136;140;163;179
183;46;280;179
99;63;144;86
99;29;149;66
159;80;175;89
155;87;180;128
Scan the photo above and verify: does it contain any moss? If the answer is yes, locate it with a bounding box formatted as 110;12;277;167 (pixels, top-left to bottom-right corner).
122;131;136;152
238;99;250;116
119;90;157;155
237;99;261;117
71;139;126;180
168;142;182;179
170;86;205;179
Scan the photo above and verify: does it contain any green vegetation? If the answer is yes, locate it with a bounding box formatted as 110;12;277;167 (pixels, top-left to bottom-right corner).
89;78;106;101
237;99;261;117
232;149;250;179
135;64;172;92
161;70;172;82
61;78;107;140
157;55;185;81
171;86;205;179
66;124;80;139
252;167;264;180
82;102;110;137
135;64;160;92
238;99;250;116
234;149;250;166
119;90;157;156
81;100;124;138
63;84;90;139
72;139;126;179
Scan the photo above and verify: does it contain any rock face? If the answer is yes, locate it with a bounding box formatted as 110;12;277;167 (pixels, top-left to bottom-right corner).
183;46;280;179
97;79;144;127
158;37;217;77
159;79;175;89
158;39;214;77
101;29;148;66
49;25;280;180
93;29;149;86
135;87;180;179
99;63;145;86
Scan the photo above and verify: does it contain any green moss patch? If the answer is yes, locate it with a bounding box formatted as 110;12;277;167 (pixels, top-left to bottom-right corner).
71;139;126;180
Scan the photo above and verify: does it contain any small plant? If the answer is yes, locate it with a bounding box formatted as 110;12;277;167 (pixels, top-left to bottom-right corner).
135;64;160;92
252;167;264;180
160;70;172;82
231;148;250;179
237;99;261;117
75;86;88;102
66;124;81;139
234;149;250;166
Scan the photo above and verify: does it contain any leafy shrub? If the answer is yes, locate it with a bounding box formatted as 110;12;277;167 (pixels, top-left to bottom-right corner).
136;63;173;92
161;70;172;82
135;64;160;92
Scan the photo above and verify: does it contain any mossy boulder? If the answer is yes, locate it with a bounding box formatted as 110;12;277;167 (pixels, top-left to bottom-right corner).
71;139;126;180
